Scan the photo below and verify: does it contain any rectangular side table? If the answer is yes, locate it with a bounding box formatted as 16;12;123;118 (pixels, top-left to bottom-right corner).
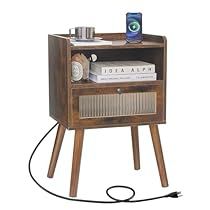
47;33;168;197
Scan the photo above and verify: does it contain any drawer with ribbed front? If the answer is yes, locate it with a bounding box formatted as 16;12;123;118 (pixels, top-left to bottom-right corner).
79;91;157;118
70;81;165;128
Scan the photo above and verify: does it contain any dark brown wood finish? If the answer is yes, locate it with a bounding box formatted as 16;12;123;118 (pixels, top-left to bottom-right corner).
149;124;168;187
163;37;167;120
48;35;69;127
59;33;164;41
71;83;164;128
47;124;66;178
48;33;167;129
59;33;165;49
69;129;84;197
48;33;168;197
71;79;161;89
70;41;164;50
131;126;140;170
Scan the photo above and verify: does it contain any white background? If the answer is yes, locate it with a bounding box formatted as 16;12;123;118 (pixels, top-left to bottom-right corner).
1;0;210;209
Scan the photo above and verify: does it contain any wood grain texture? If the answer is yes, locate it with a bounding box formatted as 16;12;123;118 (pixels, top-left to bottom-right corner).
131;126;140;170
48;35;69;127
163;36;167;121
48;33;167;129
57;33;165;50
57;33;164;42
71;79;162;89
47;124;66;178
149;124;168;187
69;129;84;197
47;33;168;197
71;83;164;128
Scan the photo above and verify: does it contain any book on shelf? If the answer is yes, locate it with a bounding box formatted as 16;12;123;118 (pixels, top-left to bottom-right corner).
90;61;155;75
89;72;157;83
70;39;112;46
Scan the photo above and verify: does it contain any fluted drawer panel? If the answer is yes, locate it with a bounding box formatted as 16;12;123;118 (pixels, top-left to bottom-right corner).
79;92;156;119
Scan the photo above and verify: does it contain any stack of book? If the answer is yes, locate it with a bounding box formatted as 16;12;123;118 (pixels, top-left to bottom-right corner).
89;61;156;83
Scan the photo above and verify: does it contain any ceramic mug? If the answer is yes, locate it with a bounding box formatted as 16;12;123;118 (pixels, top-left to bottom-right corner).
69;26;95;41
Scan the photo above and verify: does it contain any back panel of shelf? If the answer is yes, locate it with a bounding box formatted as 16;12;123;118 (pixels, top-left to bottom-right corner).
71;48;165;82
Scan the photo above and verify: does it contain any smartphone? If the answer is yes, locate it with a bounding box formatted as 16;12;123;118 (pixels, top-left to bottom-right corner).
126;12;142;43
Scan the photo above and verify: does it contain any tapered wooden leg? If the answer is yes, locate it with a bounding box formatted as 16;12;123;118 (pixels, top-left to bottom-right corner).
69;128;84;197
149;124;168;187
47;124;66;178
131;126;140;170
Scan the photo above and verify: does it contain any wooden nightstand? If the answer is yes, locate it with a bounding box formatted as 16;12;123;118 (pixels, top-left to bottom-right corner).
47;33;168;197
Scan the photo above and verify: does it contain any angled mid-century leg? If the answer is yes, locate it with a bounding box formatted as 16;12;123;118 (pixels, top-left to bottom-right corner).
131;125;140;170
69;128;84;197
47;124;66;178
149;124;168;187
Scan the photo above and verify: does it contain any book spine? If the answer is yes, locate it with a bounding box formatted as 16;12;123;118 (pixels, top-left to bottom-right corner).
89;73;157;83
90;64;155;75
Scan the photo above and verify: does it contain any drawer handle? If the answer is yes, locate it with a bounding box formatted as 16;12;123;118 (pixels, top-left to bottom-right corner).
117;88;122;94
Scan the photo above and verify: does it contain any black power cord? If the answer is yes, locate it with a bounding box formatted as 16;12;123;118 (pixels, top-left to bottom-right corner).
28;122;182;204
